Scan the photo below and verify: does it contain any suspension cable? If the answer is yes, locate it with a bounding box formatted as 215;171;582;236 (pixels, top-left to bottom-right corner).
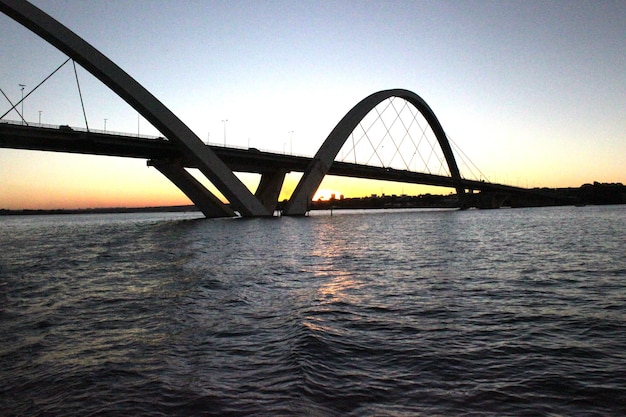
0;87;25;123
72;60;89;131
1;58;71;120
338;97;489;183
448;135;491;182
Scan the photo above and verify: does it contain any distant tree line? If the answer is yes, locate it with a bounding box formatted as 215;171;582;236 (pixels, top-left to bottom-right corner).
303;182;626;211
2;182;624;215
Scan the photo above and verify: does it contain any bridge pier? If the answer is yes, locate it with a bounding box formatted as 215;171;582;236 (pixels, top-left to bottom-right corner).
467;191;509;209
149;159;235;217
456;187;471;210
283;158;326;216
255;169;287;213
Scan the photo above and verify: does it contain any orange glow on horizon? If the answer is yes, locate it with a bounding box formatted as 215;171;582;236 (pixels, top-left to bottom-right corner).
1;188;192;211
3;151;620;211
1;170;459;211
313;188;343;201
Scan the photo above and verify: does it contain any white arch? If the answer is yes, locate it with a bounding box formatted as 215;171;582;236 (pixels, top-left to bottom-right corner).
283;89;466;215
0;0;270;217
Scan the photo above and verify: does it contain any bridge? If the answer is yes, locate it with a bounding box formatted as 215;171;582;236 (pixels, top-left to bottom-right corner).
0;0;551;217
0;120;536;210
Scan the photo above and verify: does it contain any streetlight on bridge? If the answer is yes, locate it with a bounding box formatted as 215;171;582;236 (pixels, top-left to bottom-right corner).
222;119;228;146
18;84;25;125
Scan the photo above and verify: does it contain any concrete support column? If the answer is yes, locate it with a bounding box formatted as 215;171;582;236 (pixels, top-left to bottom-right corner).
283;158;327;216
150;159;235;218
255;169;287;213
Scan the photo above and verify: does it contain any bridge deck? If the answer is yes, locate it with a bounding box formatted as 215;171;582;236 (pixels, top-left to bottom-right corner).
0;121;532;194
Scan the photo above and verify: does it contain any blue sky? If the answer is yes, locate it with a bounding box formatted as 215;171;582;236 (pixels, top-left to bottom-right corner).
1;0;624;209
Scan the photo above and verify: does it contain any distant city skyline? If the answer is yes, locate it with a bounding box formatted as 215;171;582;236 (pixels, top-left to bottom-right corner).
1;0;624;210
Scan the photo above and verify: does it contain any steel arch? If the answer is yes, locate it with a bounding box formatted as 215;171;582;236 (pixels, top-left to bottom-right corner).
283;89;467;215
0;0;270;217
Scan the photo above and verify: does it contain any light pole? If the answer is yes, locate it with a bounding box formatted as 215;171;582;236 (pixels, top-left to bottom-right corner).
221;119;228;146
18;84;25;125
104;118;107;132
38;110;42;126
288;130;294;155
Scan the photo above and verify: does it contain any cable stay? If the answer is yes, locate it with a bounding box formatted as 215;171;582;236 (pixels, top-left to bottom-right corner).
0;58;71;121
340;96;453;177
2;57;91;131
334;95;497;187
0;87;25;124
72;60;90;131
447;135;491;183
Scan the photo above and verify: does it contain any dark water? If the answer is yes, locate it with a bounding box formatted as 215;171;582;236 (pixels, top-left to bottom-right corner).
1;206;625;416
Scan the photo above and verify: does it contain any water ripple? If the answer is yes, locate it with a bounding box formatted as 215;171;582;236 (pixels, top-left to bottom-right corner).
1;207;625;415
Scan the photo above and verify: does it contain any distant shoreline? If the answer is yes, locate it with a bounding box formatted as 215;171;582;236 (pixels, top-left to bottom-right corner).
0;205;199;216
2;182;624;216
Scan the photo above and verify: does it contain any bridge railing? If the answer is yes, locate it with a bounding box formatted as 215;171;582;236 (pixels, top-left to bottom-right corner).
205;140;312;158
1;118;314;157
0;118;164;140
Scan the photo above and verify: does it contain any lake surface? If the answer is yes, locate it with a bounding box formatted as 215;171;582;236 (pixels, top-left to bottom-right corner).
1;206;625;416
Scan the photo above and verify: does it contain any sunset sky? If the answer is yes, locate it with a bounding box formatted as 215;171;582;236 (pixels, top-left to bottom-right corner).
1;0;624;210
